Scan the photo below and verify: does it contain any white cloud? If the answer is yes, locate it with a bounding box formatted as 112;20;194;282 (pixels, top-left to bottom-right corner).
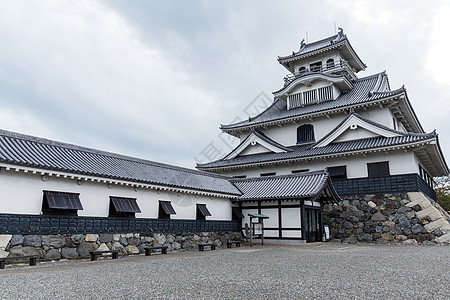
426;3;450;86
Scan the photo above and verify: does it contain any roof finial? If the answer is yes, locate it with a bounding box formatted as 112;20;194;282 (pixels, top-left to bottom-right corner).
338;27;344;36
300;39;305;49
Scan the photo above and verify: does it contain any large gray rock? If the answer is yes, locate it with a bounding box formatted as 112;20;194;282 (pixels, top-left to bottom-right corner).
182;242;192;250
10;235;23;247
411;224;427;234
371;212;386;221
127;237;140;246
398;219;411;229
173;241;182;250
61;247;79;258
85;234;98;242
99;234;113;243
166;235;175;243
125;245;139;254
97;243;110;252
119;237;128;246
42;235;66;248
77;242;94;257
111;242;127;254
44;249;61;260
154;234;166;245
70;234;84;244
343;221;353;229
389;227;402;235
9;246;40;257
112;234;121;242
23;235;41;247
141;236;153;243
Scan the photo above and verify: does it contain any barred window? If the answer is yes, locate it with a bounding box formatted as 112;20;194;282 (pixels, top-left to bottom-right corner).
297;124;315;144
367;161;390;178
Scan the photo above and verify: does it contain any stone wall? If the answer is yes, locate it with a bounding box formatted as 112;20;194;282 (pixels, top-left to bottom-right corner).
0;232;242;259
323;192;450;245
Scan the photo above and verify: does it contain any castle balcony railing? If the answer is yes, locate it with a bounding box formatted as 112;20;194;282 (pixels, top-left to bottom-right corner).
283;61;356;86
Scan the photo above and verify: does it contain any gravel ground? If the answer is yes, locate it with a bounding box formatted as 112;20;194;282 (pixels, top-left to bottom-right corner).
0;243;448;299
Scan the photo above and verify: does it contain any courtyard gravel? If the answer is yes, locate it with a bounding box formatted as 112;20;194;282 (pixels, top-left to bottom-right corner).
0;243;448;299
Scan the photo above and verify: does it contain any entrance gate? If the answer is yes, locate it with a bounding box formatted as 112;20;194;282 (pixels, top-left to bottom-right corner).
305;208;322;242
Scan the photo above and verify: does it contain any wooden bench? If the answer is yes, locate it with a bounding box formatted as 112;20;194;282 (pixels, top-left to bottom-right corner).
198;243;216;251
0;255;38;269
226;240;241;248
144;246;168;256
89;250;119;261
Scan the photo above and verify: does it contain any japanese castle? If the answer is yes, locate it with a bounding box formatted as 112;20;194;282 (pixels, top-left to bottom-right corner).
0;29;448;254
197;29;449;242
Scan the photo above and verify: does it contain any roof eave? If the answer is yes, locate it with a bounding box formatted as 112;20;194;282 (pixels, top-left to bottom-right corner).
197;137;437;172
221;92;407;133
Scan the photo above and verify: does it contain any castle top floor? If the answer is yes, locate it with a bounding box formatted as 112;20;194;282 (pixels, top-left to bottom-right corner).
278;28;366;82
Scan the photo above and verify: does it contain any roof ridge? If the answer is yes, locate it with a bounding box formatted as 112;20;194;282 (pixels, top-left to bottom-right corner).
230;169;327;182
0;128;232;181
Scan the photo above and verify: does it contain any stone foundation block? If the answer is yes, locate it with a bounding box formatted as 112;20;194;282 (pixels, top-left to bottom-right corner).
440;225;450;234
424;219;448;232
0;235;12;250
416;206;441;220
436;233;450;244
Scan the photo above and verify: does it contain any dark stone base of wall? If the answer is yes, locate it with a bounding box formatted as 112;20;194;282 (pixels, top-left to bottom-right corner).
0;232;242;259
323;193;446;245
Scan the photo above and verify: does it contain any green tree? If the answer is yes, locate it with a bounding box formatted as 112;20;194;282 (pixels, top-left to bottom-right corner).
435;176;450;212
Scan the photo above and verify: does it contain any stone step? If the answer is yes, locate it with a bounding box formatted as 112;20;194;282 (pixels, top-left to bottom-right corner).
424;218;449;232
436;232;450;244
440;224;450;234
416;206;442;221
406;192;430;209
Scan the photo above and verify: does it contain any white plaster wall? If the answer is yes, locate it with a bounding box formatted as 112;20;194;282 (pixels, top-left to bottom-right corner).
0;169;232;221
334;127;380;143
359;108;395;129
218;150;419;179
258;114;347;147
281;208;301;228
241;208;258;227
260;208;278;228
237;106;399;148
290;80;333;95
239;143;271;156
282;230;301;238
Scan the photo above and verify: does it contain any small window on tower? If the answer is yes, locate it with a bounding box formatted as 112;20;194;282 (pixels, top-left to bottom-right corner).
298;66;306;74
309;61;322;72
326;58;335;69
297;124;315;144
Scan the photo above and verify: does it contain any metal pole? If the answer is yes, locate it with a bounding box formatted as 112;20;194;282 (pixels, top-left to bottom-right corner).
249;217;253;247
260;218;264;246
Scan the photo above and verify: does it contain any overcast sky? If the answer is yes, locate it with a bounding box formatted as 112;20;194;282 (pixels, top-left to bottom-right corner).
0;0;449;170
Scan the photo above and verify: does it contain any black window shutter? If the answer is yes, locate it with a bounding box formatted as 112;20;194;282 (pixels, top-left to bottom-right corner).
297;124;315;144
367;161;390;177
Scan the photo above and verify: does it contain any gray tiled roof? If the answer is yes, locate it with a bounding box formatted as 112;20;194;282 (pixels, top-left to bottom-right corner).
0;129;241;195
231;170;340;202
221;72;401;131
278;34;344;61
197;131;437;170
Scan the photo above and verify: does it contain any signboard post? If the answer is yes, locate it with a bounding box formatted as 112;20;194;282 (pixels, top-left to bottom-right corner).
248;213;269;247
